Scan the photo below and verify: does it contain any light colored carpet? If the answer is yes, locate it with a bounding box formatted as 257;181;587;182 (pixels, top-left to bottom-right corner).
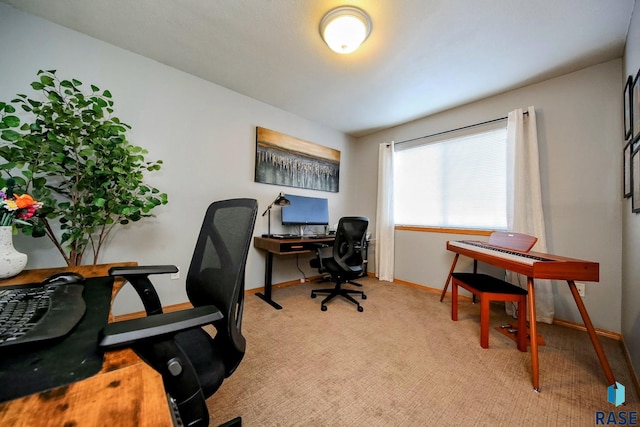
208;277;639;426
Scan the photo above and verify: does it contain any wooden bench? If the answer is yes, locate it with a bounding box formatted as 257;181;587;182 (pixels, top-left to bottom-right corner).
451;272;528;351
450;231;537;352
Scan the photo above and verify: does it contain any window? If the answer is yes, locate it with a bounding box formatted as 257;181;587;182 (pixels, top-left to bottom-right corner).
394;124;508;230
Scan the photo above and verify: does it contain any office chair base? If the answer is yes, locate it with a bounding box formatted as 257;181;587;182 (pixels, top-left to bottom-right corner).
310;285;366;312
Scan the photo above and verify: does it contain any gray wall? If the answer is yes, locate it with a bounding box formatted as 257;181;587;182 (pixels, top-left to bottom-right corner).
355;60;623;334
622;0;640;386
0;4;358;315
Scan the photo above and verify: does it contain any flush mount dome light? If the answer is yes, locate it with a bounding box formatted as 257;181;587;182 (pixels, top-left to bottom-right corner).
320;6;372;54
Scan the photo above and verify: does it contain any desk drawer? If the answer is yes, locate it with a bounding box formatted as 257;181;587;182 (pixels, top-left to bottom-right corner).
279;243;308;252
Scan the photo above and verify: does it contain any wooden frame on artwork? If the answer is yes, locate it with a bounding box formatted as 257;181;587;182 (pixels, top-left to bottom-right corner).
634;70;640;140
633;143;640;213
254;127;340;192
624;75;633;139
624;139;632;198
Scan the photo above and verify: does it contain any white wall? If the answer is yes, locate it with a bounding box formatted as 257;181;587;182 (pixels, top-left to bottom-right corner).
0;4;357;315
622;0;640;384
355;60;623;333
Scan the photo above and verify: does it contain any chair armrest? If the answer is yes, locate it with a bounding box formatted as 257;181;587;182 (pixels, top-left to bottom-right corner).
99;305;222;348
307;242;330;249
109;265;180;316
109;265;179;276
309;243;331;272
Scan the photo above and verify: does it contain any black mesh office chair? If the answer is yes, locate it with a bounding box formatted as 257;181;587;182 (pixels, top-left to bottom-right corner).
310;216;369;312
99;198;258;427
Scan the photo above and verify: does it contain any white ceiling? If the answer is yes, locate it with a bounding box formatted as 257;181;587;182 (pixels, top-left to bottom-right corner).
1;0;635;137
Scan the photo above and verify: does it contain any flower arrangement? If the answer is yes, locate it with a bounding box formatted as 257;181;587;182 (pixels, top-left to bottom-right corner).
0;189;42;227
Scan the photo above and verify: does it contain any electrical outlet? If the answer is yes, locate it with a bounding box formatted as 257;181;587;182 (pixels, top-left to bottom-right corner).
575;282;586;297
171;267;180;280
300;278;306;283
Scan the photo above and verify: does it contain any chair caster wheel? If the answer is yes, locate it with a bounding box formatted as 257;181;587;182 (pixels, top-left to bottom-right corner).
311;293;316;298
357;306;364;312
362;295;367;300
321;305;327;311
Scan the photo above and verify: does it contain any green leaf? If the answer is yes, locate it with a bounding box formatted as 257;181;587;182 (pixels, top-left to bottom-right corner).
2;116;20;127
47;91;62;103
1;130;21;141
40;75;54;86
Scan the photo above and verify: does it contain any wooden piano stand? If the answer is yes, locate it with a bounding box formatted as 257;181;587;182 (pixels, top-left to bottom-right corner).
443;240;616;392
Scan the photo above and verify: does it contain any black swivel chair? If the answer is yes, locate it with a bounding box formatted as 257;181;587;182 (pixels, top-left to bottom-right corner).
310;216;369;312
99;198;258;427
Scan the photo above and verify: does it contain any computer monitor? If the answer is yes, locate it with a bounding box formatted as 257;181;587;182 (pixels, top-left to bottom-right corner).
282;194;329;234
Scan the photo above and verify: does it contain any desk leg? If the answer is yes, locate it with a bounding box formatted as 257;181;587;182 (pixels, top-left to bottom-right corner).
440;254;459;302
256;252;283;310
527;277;540;392
567;280;616;386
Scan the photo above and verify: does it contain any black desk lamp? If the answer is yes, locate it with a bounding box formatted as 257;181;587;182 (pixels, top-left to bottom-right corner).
262;192;290;237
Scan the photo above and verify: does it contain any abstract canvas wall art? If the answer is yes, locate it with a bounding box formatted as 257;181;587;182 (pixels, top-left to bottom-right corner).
255;127;340;192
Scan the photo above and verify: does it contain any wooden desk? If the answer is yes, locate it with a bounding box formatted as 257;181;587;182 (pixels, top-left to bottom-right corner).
0;263;174;427
254;236;335;309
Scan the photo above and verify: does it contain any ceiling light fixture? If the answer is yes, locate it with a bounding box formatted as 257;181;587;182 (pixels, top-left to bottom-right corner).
320;6;372;54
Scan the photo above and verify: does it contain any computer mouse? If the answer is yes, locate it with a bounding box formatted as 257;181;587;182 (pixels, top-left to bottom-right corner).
42;272;85;286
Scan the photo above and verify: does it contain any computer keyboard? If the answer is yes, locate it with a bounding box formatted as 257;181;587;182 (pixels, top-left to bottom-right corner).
0;282;86;347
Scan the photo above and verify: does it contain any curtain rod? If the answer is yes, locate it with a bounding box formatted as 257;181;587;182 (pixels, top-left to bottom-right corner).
394;111;528;146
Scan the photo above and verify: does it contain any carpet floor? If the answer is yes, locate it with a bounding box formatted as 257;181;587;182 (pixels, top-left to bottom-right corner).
207;277;639;426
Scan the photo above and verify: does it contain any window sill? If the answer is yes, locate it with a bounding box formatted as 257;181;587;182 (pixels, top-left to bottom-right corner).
394;226;493;236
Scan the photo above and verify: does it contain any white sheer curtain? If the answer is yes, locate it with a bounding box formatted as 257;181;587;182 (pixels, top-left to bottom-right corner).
505;106;554;324
375;142;395;282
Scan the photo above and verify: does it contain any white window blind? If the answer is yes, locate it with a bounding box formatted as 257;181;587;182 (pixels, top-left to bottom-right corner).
394;124;508;229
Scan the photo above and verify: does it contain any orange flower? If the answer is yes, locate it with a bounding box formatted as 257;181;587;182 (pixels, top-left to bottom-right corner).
13;194;38;209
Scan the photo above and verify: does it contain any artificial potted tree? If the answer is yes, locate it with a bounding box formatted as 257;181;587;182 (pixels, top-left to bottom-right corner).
0;69;167;266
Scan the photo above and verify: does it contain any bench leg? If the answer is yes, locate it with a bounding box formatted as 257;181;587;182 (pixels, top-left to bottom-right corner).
480;294;490;349
516;296;527;352
452;281;459;321
440;253;459;302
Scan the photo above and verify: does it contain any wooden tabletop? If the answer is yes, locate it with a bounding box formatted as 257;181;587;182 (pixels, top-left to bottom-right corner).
0;263;174;426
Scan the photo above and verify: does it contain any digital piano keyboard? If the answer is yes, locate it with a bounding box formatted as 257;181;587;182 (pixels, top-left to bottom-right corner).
444;238;613;391
446;240;599;282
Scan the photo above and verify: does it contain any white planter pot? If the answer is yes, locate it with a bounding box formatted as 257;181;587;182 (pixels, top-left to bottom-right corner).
0;226;27;279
